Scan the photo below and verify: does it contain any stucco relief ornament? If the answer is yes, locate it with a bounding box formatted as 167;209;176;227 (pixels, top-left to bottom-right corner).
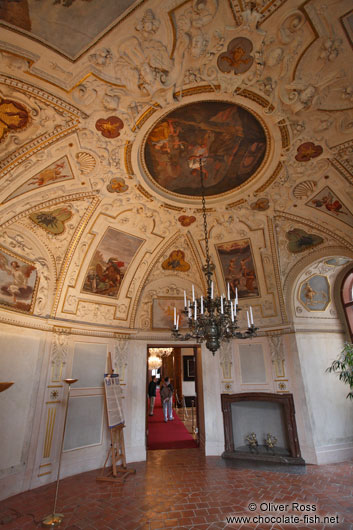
89;47;113;67
135;9;160;37
219;342;233;380
51;328;70;369
268;334;284;365
75;152;96;175
31;257;50;315
114;338;129;383
113;32;178;104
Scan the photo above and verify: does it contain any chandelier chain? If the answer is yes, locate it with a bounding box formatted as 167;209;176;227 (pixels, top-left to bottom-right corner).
199;158;211;288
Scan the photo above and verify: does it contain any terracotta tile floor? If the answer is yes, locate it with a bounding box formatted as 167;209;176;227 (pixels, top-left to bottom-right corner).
0;449;352;530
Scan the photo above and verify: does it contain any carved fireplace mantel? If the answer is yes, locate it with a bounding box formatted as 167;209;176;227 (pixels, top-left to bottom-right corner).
221;392;305;465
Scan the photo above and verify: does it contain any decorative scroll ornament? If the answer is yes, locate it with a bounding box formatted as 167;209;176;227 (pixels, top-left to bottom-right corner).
114;338;128;383
51;328;70;368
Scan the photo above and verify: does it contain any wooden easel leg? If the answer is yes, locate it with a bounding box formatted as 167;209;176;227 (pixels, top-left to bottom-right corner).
97;426;135;482
111;429;117;477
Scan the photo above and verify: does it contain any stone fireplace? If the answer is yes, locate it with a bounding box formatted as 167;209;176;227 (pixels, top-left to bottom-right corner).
221;392;305;465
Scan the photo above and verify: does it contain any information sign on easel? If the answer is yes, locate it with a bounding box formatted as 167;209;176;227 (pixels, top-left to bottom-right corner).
97;352;135;482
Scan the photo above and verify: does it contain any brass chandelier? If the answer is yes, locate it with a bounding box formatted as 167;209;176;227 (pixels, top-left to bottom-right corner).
171;157;258;355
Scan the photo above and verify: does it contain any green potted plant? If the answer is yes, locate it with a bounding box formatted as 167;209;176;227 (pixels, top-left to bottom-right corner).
326;342;353;400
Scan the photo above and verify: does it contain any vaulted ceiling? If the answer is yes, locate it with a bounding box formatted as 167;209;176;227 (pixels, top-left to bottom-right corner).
0;0;352;334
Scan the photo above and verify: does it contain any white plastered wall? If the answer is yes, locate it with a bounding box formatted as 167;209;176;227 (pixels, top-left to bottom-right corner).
0;322;48;500
287;258;353;464
0;327;147;501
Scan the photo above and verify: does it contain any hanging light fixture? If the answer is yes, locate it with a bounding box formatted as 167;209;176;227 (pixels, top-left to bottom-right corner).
148;347;174;357
148;355;162;370
171;157;258;355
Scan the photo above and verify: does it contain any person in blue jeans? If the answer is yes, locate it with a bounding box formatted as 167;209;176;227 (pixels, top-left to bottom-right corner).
160;377;174;422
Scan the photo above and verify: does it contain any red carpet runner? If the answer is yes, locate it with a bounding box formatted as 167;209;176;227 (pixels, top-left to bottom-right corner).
147;389;198;450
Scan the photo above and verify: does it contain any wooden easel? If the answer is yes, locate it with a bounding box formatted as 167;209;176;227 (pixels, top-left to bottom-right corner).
96;353;136;482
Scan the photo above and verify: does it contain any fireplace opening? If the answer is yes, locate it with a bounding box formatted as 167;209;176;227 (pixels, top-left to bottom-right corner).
221;393;305;465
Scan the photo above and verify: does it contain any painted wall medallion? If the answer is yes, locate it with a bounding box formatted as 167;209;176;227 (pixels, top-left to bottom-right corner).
0;97;29;143
299;275;330;311
286;229;324;253
0;248;37;313
29;207;72;235
144;101;267;197
0;1;138;60
95;116;124;138
152;298;187;330
82;228;143;298
325;257;351;267
217;37;254;74
107;177;128;193
250;198;269;211
216;239;259;298
4;156;74;203
295;142;323;162
162;250;190;272
178;215;196;227
307;186;353;228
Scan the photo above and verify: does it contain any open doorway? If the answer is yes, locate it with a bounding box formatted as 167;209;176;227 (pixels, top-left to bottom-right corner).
146;346;201;450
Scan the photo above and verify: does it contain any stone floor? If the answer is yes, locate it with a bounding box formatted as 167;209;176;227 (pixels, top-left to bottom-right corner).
0;449;352;529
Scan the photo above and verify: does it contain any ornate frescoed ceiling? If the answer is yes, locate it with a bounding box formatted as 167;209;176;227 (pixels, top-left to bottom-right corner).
0;0;352;334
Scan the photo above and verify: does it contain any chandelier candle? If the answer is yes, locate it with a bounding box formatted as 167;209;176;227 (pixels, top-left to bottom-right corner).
171;156;258;355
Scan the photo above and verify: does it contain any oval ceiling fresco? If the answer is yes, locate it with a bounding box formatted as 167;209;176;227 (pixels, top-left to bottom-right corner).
144;101;267;197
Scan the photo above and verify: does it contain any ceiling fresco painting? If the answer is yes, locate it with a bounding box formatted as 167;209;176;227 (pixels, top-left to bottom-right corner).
4;156;74;203
0;97;29;142
82;228;144;299
216;239;259;299
0;247;37;313
144;101;267;197
0;0;352;332
0;0;139;59
307;186;353;228
152;298;187;330
298;275;330;312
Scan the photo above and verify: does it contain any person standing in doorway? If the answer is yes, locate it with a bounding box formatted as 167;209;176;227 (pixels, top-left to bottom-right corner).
148;375;157;416
160;376;174;422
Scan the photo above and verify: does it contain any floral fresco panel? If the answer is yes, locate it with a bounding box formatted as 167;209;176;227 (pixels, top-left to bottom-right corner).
216;239;259;298
29;207;72;235
82;228;143;298
286;229;324;253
